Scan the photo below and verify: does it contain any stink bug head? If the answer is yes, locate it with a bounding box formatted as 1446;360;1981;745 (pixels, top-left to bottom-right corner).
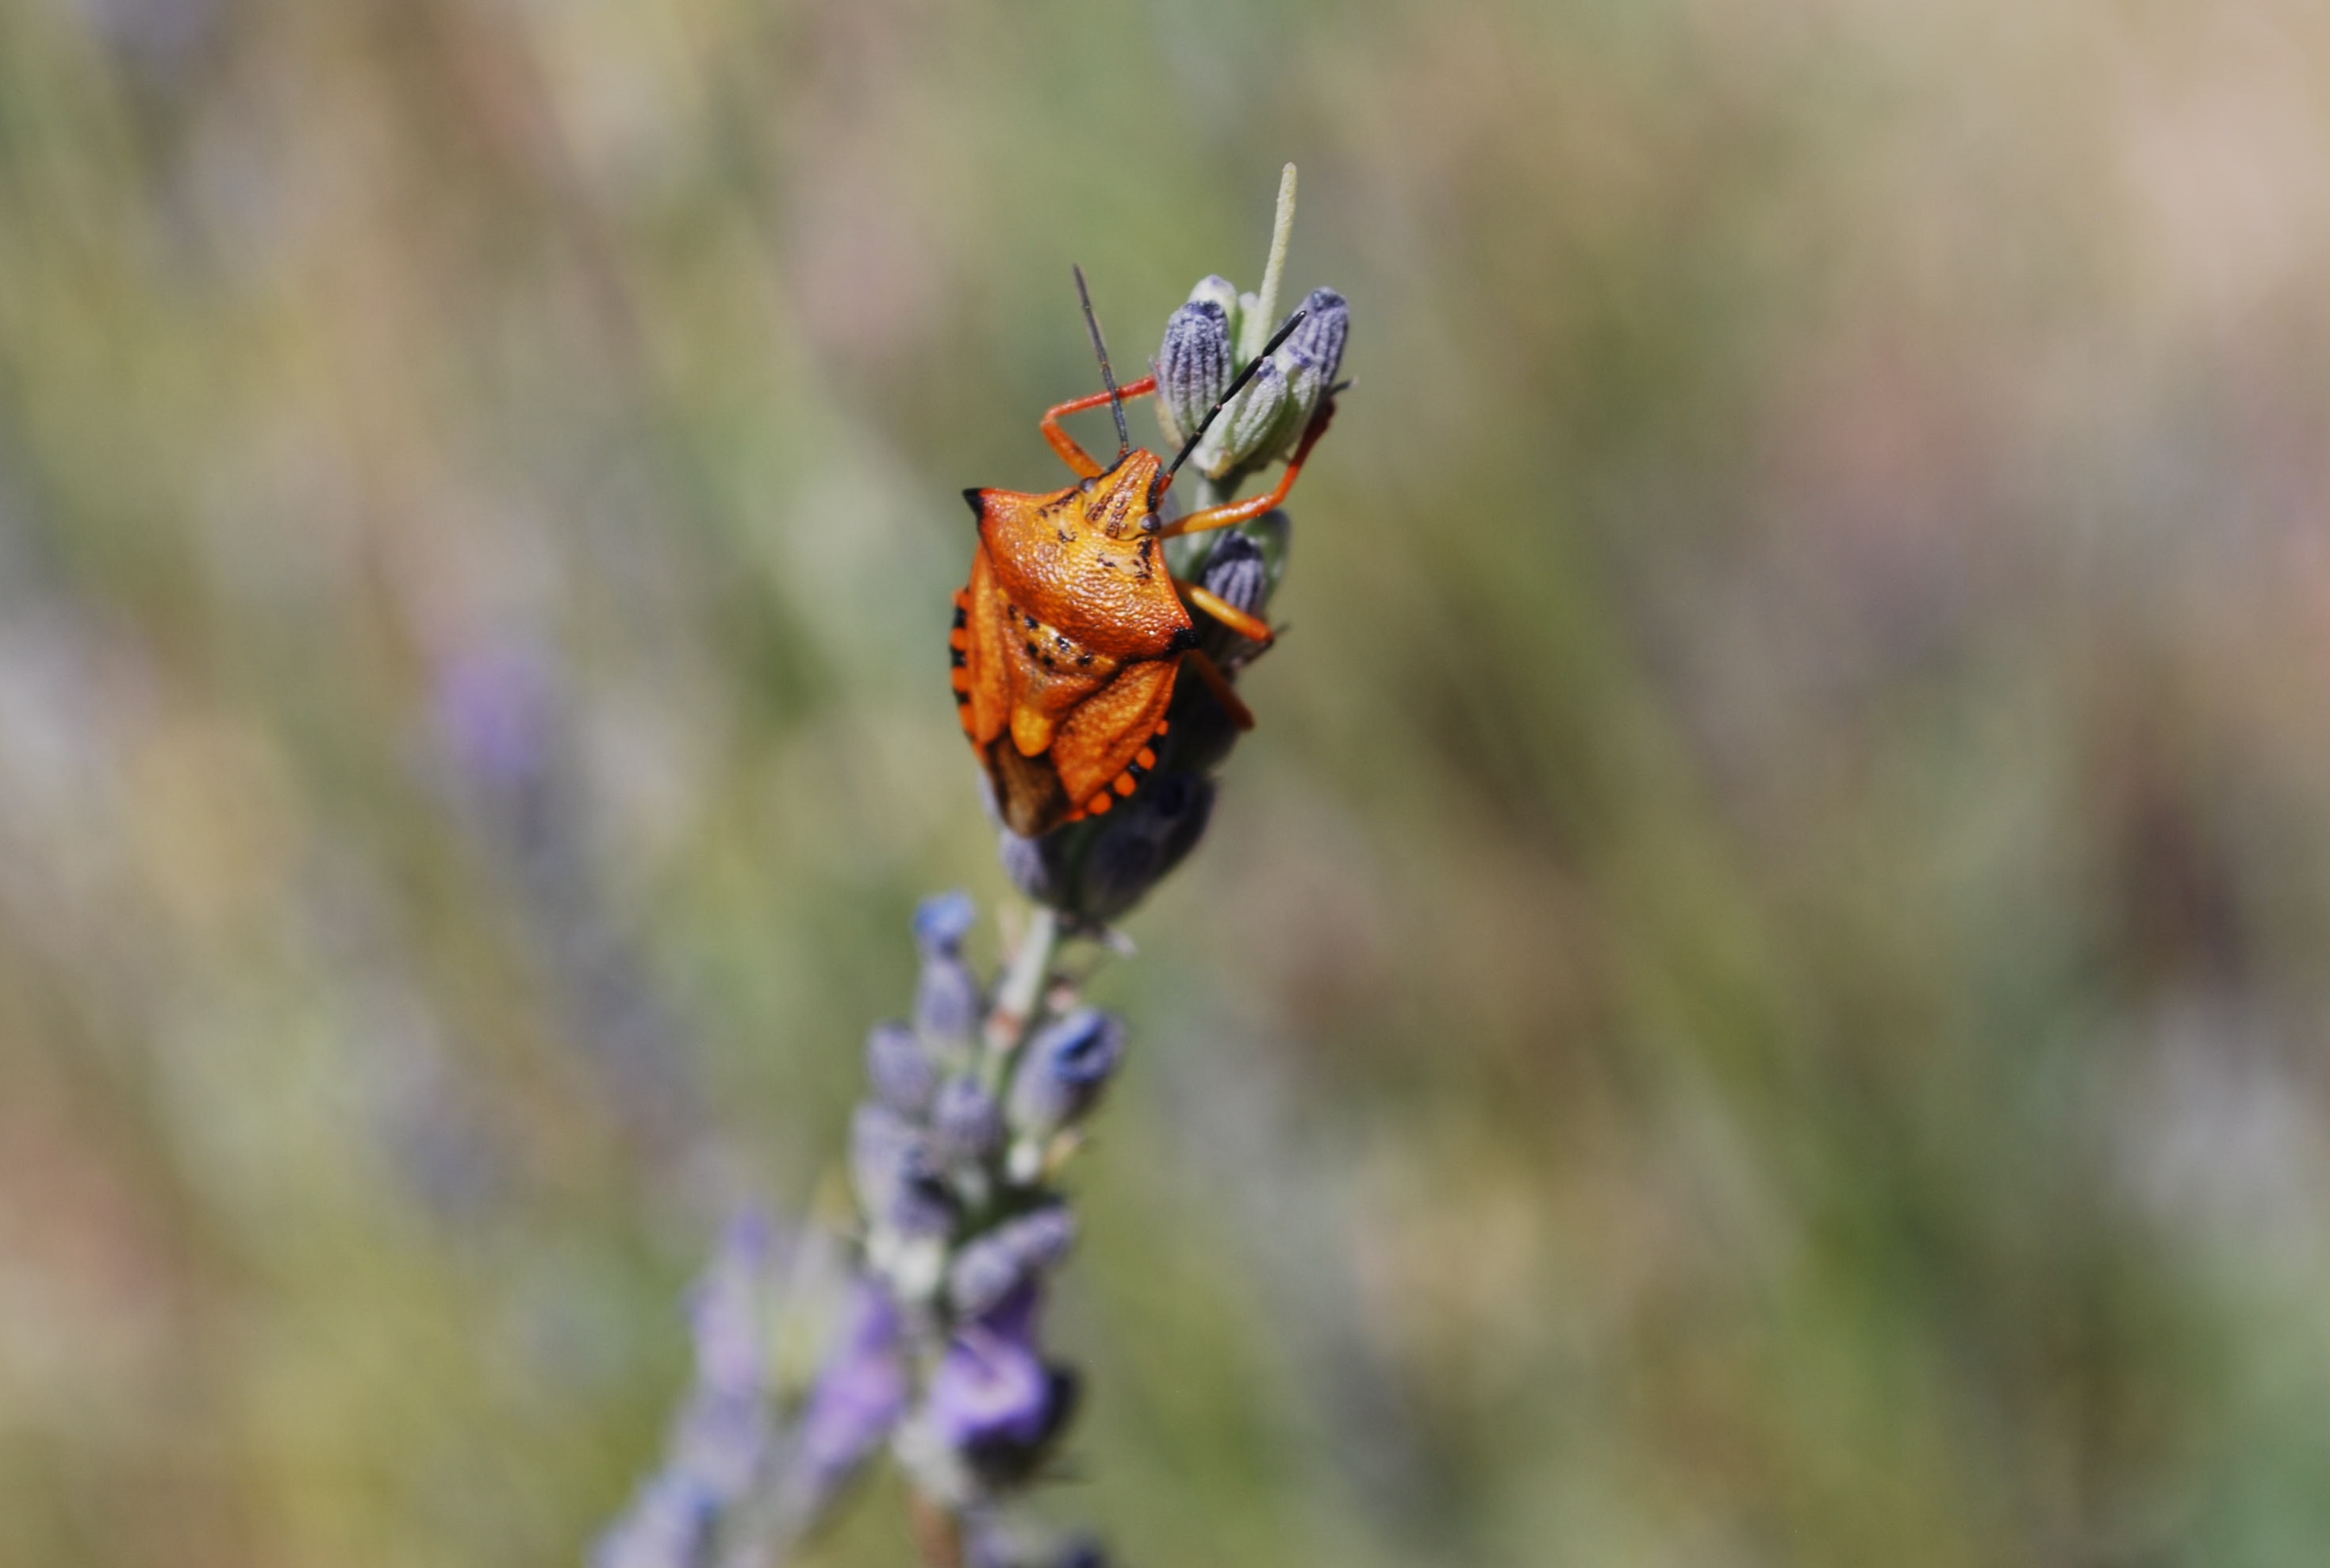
1084;450;1165;541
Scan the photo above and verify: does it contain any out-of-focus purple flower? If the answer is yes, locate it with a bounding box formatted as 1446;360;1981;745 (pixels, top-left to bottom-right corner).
592;1473;720;1568
914;891;985;1045
866;1019;939;1117
1007;1010;1127;1145
432;638;705;1156
691;1213;772;1403
851;1104;958;1238
925;1284;1079;1487
593;1214;777;1568
931;1074;1004;1164
949;1206;1077;1318
785;1278;908;1516
432;642;559;800
965;1520;1111;1568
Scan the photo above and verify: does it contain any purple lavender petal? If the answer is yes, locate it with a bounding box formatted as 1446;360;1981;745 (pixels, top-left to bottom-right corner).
789;1279;908;1507
923;1283;1079;1482
927;1330;1054;1451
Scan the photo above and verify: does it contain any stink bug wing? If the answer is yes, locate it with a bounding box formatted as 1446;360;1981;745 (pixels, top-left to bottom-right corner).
987;724;1073;835
964;531;1079;836
962;539;1016;749
1050;657;1177;809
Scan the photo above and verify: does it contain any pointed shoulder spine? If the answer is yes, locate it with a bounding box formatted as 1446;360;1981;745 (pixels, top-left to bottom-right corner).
962;488;988;519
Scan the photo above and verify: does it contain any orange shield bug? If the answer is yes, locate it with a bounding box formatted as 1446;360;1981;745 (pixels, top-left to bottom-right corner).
951;268;1335;838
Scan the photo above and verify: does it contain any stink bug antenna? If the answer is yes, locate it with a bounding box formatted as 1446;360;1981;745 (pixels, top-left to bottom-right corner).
1072;264;1131;462
1157;309;1310;497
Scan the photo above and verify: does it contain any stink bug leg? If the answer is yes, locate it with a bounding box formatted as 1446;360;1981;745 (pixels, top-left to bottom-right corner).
1173;581;1274;647
1155;393;1336;541
1040;376;1158;480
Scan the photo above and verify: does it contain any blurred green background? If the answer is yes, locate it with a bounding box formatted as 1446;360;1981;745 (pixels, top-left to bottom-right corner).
6;1;2330;1564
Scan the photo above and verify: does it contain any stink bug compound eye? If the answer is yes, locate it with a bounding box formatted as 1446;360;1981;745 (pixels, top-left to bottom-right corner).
950;260;1344;843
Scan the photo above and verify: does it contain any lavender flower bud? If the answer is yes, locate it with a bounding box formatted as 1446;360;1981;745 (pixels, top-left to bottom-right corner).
1264;287;1347;463
850;1104;956;1239
1281;287;1349;384
913;891;984;1045
1077;772;1216;922
1190;531;1270;663
930;1074;1005;1165
995;772;1216;925
1187;272;1241;322
913;890;977;955
948;1206;1078;1318
1153;297;1234;447
1202;531;1269;618
993;821;1063;908
1008;1010;1126;1145
924;1285;1079;1488
1193;357;1294;481
865;1020;939;1116
785;1279;908;1519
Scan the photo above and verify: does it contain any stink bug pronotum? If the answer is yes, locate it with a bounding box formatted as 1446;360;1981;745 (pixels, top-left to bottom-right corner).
951;268;1335;838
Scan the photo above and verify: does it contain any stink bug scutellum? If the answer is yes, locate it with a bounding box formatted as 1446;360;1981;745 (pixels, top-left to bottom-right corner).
950;268;1336;838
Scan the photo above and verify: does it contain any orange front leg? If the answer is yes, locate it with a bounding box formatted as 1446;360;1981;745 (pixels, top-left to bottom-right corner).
1175;581;1274;646
1039;375;1159;478
1156;395;1335;539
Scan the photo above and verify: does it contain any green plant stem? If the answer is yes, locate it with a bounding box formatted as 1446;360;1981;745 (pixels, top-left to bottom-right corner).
982;904;1059;1068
